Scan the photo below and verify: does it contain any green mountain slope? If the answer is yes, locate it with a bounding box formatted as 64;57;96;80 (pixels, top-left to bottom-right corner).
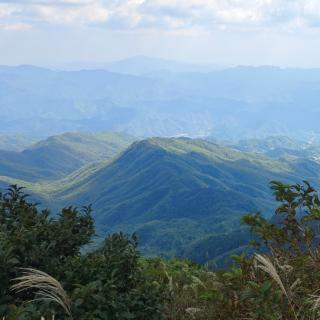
27;137;320;260
2;136;320;263
0;132;135;181
181;228;253;267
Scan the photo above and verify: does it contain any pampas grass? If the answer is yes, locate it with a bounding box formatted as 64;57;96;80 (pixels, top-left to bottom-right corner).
308;291;320;317
255;254;298;320
11;268;72;318
255;254;289;300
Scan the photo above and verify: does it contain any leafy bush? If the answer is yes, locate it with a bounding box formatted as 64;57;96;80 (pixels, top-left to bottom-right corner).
0;185;168;319
145;181;320;319
4;181;320;319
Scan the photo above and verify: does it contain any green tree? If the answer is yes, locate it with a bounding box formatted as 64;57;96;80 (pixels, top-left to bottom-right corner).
0;185;167;319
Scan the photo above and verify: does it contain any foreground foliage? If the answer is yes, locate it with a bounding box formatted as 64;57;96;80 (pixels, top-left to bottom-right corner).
0;186;167;319
3;181;320;319
154;181;320;319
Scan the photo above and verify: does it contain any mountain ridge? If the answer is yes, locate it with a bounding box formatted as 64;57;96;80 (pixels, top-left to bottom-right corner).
0;131;136;181
2;64;320;139
12;136;318;261
1;135;320;264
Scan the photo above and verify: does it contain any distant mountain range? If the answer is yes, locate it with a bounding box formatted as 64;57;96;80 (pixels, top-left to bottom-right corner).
230;136;320;160
61;56;221;75
2;59;320;139
1;133;320;265
104;56;219;75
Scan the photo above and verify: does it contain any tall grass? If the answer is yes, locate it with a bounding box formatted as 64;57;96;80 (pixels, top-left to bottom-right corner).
255;254;298;320
11;268;72;318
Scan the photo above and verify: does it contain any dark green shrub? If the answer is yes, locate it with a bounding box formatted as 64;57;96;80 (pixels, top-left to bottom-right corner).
0;186;168;319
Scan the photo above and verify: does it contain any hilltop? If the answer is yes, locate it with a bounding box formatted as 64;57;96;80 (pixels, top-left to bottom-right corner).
1;135;320;263
13;137;318;262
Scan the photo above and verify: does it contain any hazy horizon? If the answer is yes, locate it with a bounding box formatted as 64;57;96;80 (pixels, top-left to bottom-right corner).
2;1;320;141
1;1;320;68
3;55;320;71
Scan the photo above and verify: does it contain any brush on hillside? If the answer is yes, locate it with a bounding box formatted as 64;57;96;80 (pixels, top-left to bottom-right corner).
11;268;72;318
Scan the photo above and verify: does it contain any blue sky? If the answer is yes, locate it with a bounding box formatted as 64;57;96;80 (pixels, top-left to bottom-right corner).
1;0;320;67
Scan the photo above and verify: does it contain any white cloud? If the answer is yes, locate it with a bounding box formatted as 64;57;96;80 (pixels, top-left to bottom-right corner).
301;1;320;27
0;4;18;18
0;1;109;28
34;2;109;25
110;0;304;31
0;22;32;30
1;0;320;31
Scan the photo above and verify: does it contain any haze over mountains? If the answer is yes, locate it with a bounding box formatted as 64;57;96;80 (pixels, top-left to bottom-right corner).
1;57;320;140
62;56;221;75
0;134;37;152
2;57;320;265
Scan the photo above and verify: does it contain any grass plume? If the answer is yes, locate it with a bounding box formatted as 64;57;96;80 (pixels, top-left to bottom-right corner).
11;268;71;317
255;254;298;320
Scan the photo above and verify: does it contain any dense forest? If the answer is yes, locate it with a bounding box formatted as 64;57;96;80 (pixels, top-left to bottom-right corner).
2;134;320;267
2;181;320;319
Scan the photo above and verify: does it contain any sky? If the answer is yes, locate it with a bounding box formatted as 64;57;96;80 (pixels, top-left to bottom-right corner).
1;0;320;67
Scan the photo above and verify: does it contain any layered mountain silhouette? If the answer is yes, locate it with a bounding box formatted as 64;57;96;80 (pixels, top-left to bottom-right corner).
2;63;320;139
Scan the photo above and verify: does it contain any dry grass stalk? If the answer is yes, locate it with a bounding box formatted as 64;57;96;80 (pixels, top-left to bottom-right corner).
309;291;320;316
255;254;289;300
254;254;298;320
11;268;71;318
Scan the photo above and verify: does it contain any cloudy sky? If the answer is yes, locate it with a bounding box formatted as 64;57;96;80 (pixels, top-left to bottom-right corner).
0;0;320;67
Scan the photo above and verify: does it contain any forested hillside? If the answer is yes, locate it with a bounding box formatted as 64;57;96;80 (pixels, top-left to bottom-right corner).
0;132;135;181
1;135;320;264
